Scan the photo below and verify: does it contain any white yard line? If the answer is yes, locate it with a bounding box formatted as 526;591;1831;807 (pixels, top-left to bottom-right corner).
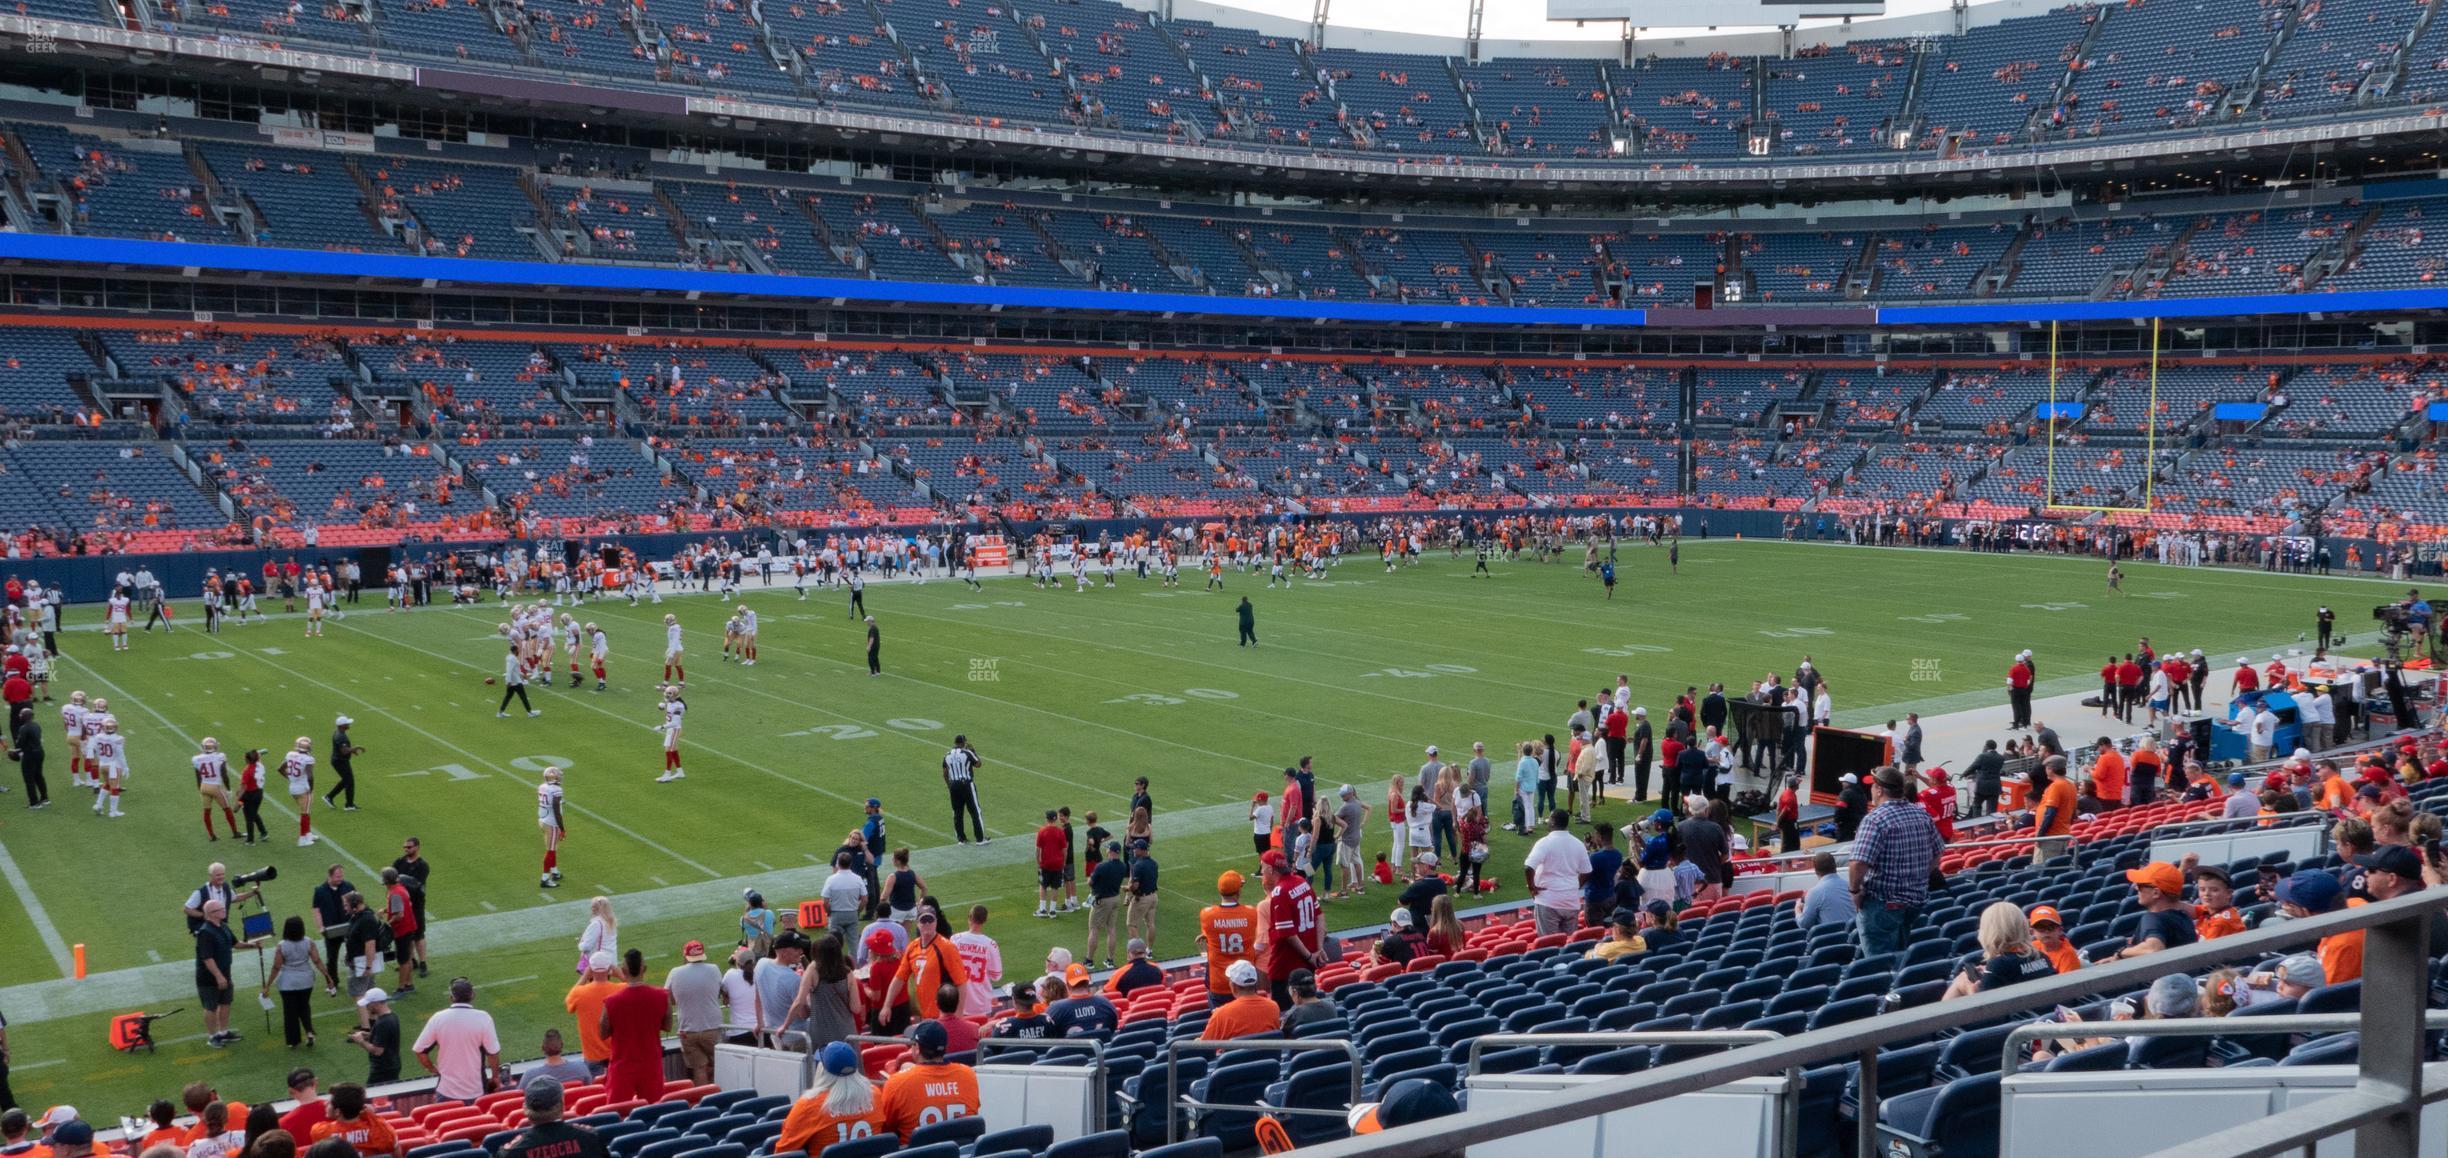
0;837;75;978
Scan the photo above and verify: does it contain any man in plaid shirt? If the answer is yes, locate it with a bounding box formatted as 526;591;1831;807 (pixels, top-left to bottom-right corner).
1847;766;1943;956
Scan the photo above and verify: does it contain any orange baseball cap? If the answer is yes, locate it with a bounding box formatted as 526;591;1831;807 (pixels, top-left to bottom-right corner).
1063;963;1092;986
1217;870;1245;895
2026;905;2063;927
2125;862;2184;895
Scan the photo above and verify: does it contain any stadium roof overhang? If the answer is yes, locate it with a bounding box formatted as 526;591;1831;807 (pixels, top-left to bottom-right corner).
6;15;2447;202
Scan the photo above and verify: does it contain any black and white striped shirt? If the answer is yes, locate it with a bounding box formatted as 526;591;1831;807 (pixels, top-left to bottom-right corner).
943;747;978;783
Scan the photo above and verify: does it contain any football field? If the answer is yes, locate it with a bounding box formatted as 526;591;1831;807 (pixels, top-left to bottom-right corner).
0;537;2408;1109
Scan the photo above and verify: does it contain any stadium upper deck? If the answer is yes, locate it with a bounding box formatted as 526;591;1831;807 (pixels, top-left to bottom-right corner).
4;0;2446;176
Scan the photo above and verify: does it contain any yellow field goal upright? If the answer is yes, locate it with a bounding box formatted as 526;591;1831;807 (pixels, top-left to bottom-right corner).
2041;317;2156;515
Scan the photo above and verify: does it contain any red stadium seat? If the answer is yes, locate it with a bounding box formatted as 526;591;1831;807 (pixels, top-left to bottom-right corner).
1402;954;1446;973
1531;932;1570;949
1566;925;1605;943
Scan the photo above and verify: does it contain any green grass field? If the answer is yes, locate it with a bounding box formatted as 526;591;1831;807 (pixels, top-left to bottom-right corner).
0;537;2413;1113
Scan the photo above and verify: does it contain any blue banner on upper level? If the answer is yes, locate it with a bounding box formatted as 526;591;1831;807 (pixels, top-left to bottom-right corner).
2213;401;2270;421
19;231;2448;329
0;233;1647;328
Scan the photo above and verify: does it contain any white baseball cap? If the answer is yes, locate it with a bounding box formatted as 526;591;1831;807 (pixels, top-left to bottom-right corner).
334;715;352;726
1424;745;1439;756
587;950;614;973
1224;959;1260;987
355;988;389;1007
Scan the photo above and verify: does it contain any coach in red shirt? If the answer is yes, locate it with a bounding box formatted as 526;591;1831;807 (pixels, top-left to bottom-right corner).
1034;810;1067;918
1259;850;1320;1007
2007;654;2034;729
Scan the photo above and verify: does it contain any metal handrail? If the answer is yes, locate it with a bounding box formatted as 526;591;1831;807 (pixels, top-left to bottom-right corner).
1735;788;2336;872
1462;1031;1797;1158
1462;1030;1781;1074
1282;888;2442;1158
1162;1036;1363;1145
2000;1012;2448;1075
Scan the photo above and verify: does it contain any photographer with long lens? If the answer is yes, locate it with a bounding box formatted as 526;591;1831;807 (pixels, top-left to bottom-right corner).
184;863;274;932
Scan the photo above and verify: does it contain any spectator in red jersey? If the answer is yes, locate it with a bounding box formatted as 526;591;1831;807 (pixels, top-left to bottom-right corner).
1259;850;1320;1007
2007;653;2034;729
598;950;671;1102
1032;810;1066;918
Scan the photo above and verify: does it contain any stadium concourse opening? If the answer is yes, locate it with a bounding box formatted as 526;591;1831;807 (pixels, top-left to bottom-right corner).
8;0;2448;1151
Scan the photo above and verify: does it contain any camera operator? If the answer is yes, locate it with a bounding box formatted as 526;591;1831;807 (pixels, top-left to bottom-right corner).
2407;589;2435;657
184;863;265;931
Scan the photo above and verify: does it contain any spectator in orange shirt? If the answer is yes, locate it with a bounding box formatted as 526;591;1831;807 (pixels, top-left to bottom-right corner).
2089;740;2127;808
563;951;620;1073
775;1042;888;1157
4;1109;57;1158
133;1102;183;1154
2276;869;2362;984
2180;859;2246;940
2031;758;2078;864
2026;906;2086;976
1199;959;1282;1041
884;911;968;1023
307;1084;398;1158
876;1021;978;1141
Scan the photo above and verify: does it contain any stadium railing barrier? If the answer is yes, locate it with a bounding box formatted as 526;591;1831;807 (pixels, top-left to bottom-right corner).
1995;1014;2448;1156
977;1036;1111;1143
1283;888;2442;1158
1161;1038;1364;1145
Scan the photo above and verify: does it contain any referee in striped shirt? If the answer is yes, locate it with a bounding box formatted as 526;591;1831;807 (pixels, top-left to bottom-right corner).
944;736;987;844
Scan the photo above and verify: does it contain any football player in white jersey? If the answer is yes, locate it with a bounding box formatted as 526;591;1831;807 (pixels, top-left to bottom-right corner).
106;590;132;652
654;686;688;783
61;691;88;788
720;609;742;664
737;606;758;666
537;765;566;888
304;583;328;637
282;737;318;846
88;714;126;817
587;623;609;692
194;737;238;840
663;614;685;683
560;614;584;687
79;696;108;791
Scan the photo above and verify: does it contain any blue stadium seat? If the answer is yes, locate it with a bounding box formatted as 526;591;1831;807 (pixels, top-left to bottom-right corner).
1877;1071;2001;1158
963;1125;1052;1158
1133;1141;1223;1158
903;1120;982;1152
1261;1063;1355;1146
2041;1043;2129;1072
2297;981;2362;1016
610;1129;680;1158
1043;1130;1131;1158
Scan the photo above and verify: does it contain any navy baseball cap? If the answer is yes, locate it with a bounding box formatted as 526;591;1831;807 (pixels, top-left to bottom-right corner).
909;1019;949;1054
2278;869;2345;913
865;798;881;809
1377;1079;1460;1128
2352;845;2425;880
